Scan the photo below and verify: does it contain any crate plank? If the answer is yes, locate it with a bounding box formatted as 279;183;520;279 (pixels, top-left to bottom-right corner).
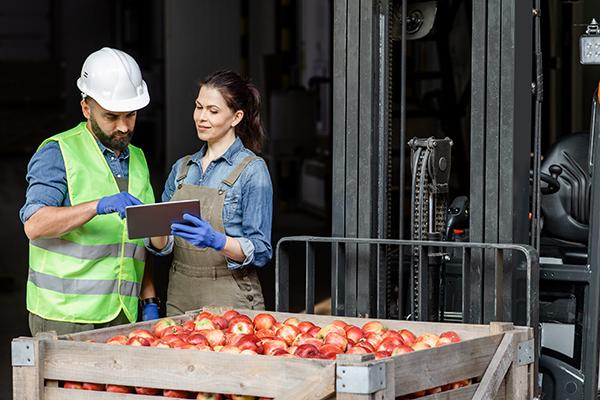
472;333;514;400
12;337;43;400
393;334;504;396
45;387;178;399
43;340;334;398
276;363;336;400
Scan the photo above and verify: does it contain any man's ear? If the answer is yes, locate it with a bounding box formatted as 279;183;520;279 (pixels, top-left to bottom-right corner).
80;98;91;119
231;110;244;128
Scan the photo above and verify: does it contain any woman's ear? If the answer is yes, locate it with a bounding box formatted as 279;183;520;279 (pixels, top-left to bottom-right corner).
231;110;244;128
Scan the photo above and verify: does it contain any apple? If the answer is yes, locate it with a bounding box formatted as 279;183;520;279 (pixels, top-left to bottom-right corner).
255;328;276;340
346;346;369;354
161;325;187;338
195;344;213;351
262;339;288;355
316;324;346;340
361;321;386;335
136;387;162;395
195;311;214;321
232;334;260;352
364;332;383;349
210;315;229;330
293;334;323;347
297;321;316;333
63;381;83;389
411;341;431;351
294;344;321;358
377;338;403;353
128;329;154;340
106;385;134;393
253;313;277;331
355;341;375;353
187;333;209;346
398;329;417;346
276;324;300;345
126;336;151;346
152;318;178;337
391;345;414;356
230;315;253;325
197;392;224;400
195;318;217;331
440;331;461;343
203;329;226;347
307;326;321;337
82;382;104;391
182;319;196;332
106;335;128;345
222;309;240;321
151;339;171;348
240;349;258;355
374;351;391;359
229;320;254;335
345;326;365;344
325;332;348;352
320;343;343;356
416;333;439;348
435;337;453;347
331;319;348;329
218;345;241;354
283;317;300;327
164;389;193;398
231;395;259;400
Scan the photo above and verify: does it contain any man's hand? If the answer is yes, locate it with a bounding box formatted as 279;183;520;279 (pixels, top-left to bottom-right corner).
96;192;142;219
171;213;226;250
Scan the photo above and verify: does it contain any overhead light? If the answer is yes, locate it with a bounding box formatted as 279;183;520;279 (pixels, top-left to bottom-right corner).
580;18;600;64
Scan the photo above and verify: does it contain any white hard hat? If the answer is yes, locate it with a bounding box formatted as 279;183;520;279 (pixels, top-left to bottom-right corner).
76;47;150;112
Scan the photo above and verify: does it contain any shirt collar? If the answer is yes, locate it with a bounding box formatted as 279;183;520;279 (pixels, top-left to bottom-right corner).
84;124;130;160
191;136;243;166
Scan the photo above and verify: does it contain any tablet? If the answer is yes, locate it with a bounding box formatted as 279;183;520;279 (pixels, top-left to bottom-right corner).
125;199;201;239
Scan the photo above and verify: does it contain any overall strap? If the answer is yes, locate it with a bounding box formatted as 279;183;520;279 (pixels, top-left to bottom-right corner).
222;156;261;187
175;155;194;187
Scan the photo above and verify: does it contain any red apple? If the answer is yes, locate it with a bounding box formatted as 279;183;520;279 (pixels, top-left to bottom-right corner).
355;341;375;353
136;387;162;395
151;339;171;348
391;345;414;356
297;321;316;333
194;318;217;331
128;329;154;340
182;319;196;332
162;325;188;338
196;393;224;400
307;326;321;337
440;331;461;343
331;319;348;329
416;333;439;348
411;341;431;351
126;336;151;346
435;337;453;347
364;332;384;349
320;343;344;356
346;326;364;343
195;311;214;321
230;315;253;325
240;349;258;355
82;382;105;391
346;346;369;354
262;339;288;355
361;321;386;335
106;385;134;393
229;320;254;335
152;318;178;338
186;333;209;346
253;313;277;331
325;332;348;352
374;351;391;359
427;386;443;394
255;328;276;340
63;381;83;389
377;338;403;353
233;334;260;352
222;309;240;321
195;344;213;351
293;333;323;347
164;389;193;398
294;343;321;359
106;335;128;345
210;315;229;330
283;317;300;327
219;345;241;354
316;324;346;340
276;324;300;345
204;329;226;348
398;329;417;346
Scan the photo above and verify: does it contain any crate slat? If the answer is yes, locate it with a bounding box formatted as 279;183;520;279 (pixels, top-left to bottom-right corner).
45;387;176;400
43;340;334;398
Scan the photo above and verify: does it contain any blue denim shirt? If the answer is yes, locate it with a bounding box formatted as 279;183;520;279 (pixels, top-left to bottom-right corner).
150;137;273;269
19;125;130;223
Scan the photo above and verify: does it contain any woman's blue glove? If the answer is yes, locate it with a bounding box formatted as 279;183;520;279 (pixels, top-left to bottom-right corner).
96;192;142;219
171;213;226;250
142;303;159;321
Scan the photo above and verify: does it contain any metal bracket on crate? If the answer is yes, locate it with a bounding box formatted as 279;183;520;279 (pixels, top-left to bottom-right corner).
11;339;36;366
336;362;386;394
517;339;535;366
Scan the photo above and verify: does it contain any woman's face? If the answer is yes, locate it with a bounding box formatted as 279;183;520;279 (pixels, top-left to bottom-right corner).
193;85;242;144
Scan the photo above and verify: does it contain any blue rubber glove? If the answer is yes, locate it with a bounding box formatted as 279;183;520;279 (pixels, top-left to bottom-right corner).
96;192;143;219
171;213;227;250
142;303;159;321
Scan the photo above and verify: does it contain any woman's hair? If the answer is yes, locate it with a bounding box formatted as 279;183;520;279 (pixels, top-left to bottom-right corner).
200;70;266;154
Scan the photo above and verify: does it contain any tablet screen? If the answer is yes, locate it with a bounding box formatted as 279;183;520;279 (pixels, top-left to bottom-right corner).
125;199;201;239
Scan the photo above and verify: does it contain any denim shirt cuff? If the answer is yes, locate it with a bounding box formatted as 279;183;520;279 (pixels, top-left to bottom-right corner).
226;238;255;270
20;203;47;223
144;236;174;256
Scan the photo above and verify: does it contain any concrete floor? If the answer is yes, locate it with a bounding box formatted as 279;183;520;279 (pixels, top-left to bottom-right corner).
0;154;330;399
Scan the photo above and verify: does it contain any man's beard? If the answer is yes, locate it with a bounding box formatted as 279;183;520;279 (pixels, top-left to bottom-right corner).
90;116;134;153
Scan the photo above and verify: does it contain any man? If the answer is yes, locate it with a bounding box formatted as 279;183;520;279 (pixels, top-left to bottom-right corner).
20;47;160;336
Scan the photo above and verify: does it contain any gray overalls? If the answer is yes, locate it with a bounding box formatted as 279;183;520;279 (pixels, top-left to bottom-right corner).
166;155;265;316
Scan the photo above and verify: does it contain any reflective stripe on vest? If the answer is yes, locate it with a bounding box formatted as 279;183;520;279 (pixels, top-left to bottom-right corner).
28;269;139;297
31;238;145;262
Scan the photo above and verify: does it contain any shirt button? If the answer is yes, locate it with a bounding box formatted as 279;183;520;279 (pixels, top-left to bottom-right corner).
246;295;254;301
116;174;121;178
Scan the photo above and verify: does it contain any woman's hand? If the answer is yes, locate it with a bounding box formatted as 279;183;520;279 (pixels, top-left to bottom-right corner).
171;213;226;250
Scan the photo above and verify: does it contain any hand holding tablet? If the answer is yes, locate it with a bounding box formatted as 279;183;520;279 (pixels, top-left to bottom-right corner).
125;200;201;239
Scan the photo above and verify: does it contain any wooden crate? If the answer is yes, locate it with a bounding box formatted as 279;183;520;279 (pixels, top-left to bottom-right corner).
12;308;534;399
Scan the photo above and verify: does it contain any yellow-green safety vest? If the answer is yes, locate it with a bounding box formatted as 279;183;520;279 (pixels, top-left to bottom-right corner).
26;122;155;324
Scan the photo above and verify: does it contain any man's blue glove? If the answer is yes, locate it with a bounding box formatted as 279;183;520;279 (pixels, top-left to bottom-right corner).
96;192;143;219
171;213;226;250
142;303;159;321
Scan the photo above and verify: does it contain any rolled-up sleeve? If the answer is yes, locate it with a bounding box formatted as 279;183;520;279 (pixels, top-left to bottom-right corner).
144;236;175;256
19;142;68;223
226;159;273;269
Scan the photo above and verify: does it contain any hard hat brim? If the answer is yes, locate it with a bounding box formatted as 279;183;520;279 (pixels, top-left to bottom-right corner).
77;78;150;112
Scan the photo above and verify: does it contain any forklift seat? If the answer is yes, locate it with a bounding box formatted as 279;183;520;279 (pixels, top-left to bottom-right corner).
540;132;591;263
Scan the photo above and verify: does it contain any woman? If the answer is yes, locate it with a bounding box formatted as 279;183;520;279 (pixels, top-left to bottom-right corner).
149;70;272;316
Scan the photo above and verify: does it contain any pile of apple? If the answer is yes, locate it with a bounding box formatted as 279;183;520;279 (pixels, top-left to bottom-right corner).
61;310;470;399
